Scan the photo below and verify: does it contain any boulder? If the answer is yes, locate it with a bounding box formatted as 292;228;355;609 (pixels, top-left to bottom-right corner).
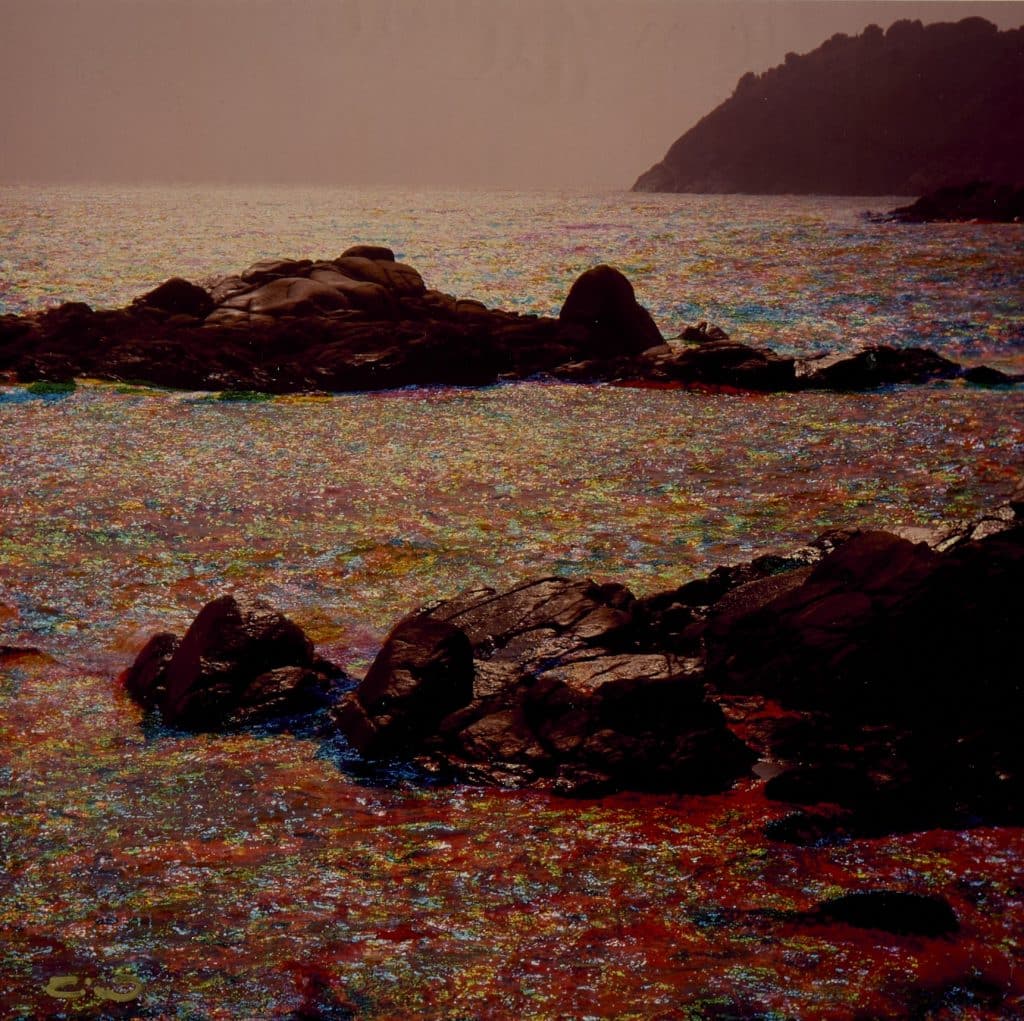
334;577;754;794
332;257;425;296
679;321;731;343
240;258;314;283
340;244;396;262
224;277;353;316
121;594;344;729
645;337;796;390
333;615;474;756
135;278;214;318
705;524;1024;837
559;264;663;356
799;345;961;389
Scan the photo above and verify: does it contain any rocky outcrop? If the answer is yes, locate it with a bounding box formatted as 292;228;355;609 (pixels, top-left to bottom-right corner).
119;484;1022;822
1;253;1016;394
334;577;755;795
634;18;1024;195
884;180;1024;223
331;486;1022;820
121;594;346;729
707;510;1024;840
813;891;959;937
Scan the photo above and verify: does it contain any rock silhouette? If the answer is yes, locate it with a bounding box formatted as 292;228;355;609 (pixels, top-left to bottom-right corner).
124;484;1023;823
884;180;1024;223
634;18;1024;195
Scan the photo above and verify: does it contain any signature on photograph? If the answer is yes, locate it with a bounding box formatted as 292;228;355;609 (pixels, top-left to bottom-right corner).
42;972;143;1004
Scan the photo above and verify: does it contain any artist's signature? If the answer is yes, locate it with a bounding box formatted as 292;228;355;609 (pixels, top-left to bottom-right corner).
42;972;143;1005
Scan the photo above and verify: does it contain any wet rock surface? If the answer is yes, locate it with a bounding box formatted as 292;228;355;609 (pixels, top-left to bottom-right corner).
121;594;347;729
334;577;755;795
333;487;1022;816
708;503;1024;841
1;252;1016;393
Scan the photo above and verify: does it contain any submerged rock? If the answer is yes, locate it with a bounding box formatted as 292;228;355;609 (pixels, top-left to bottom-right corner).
815;891;959;937
122;594;345;729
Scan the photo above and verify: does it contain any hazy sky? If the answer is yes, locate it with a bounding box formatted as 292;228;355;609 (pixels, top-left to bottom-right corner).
2;0;1022;189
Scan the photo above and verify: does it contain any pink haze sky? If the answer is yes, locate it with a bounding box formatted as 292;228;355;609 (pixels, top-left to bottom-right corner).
2;0;1022;189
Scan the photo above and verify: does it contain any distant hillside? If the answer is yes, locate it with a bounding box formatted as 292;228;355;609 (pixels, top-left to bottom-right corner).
633;17;1024;195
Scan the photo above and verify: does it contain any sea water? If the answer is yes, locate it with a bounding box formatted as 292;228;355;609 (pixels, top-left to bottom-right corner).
1;185;1022;1018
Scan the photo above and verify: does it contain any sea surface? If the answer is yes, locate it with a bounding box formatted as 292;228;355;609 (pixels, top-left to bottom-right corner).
1;185;1023;1018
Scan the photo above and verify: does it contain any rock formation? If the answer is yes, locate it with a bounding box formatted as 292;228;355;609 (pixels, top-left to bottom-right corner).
121;594;346;730
334;577;755;795
1;252;1016;394
122;482;1023;830
882;180;1024;223
633;18;1024;195
331;489;1024;825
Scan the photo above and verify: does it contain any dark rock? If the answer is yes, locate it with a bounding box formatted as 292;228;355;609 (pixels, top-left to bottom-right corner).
225;277;353;316
644;337;796;391
333;257;425;297
679;321;730;343
121;594;345;729
799;345;961;389
334;576;754;795
559;264;663;355
815;891;959;937
962;364;1019;386
135;278;214;318
0;251;978;394
121;632;179;710
333;615;474;757
1011;479;1024;519
240;258;314;284
340;244;395;262
764;764;878;806
887;180;1024;223
706;523;1024;836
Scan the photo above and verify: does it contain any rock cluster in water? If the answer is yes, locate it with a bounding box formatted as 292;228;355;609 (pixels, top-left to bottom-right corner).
881;180;1024;223
122;483;1024;843
2;247;1019;393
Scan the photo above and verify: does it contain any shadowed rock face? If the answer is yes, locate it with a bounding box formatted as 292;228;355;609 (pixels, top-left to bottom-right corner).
121;594;346;729
708;517;1024;839
634;18;1024;195
334;577;755;795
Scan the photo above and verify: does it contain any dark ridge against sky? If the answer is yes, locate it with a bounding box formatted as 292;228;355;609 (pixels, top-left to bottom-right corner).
2;1;1022;189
